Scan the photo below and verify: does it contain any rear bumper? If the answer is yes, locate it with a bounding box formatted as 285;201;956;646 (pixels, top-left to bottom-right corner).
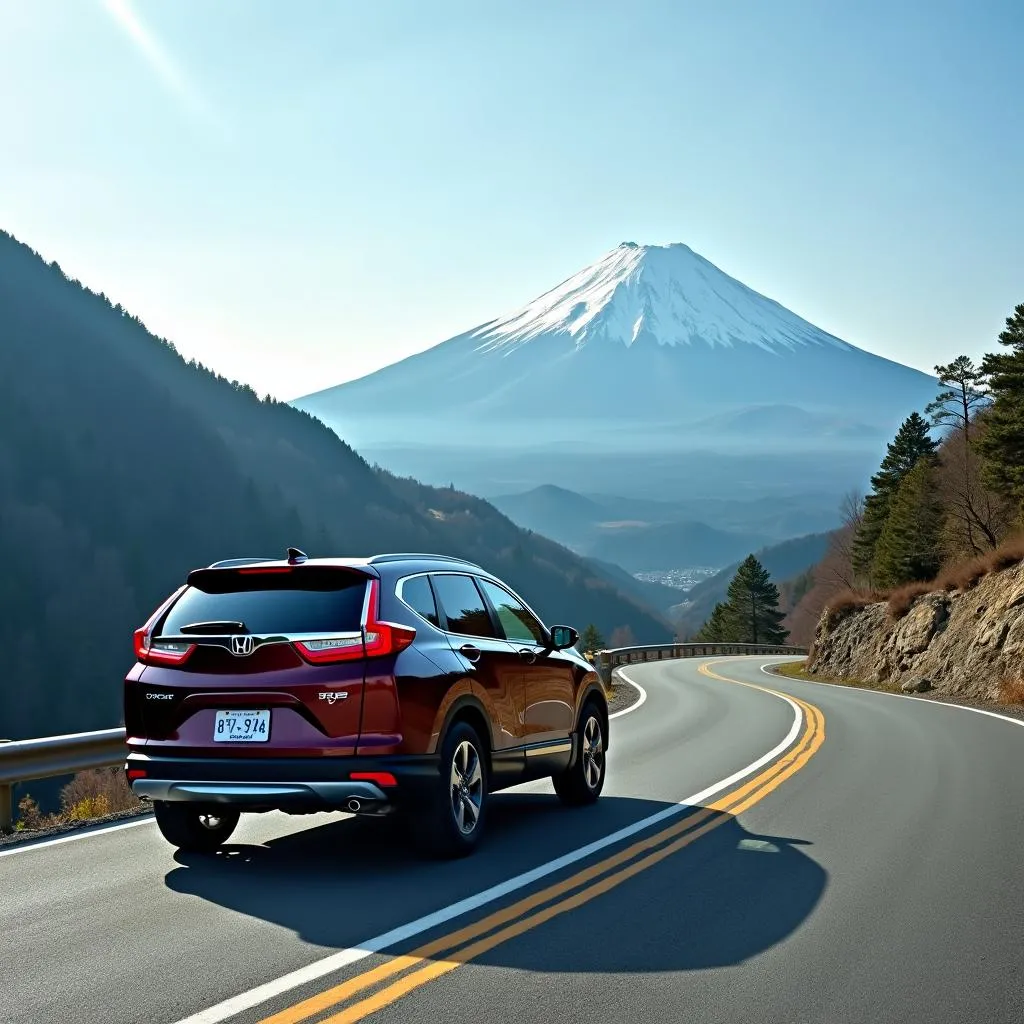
125;751;439;814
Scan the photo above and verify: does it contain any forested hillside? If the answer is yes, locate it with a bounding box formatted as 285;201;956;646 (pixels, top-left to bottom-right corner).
779;311;1024;643
0;231;670;740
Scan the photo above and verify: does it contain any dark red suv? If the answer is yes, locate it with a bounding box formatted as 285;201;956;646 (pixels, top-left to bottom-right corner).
124;550;609;858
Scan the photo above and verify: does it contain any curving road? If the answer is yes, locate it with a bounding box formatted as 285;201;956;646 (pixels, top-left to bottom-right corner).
2;657;1023;1024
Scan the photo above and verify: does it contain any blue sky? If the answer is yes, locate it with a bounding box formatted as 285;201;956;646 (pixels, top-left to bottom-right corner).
1;0;1021;400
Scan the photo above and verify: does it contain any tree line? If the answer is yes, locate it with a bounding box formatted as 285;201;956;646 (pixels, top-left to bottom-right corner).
851;303;1024;591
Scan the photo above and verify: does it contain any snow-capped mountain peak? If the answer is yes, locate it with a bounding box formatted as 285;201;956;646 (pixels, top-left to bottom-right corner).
470;241;852;355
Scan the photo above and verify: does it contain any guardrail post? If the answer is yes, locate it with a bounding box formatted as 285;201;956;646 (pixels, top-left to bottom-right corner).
0;739;11;833
0;783;12;833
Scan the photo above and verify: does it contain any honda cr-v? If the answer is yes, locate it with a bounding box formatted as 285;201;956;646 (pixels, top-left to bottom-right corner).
124;549;609;858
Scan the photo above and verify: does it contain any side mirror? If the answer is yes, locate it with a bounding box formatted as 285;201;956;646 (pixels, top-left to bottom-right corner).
549;625;579;651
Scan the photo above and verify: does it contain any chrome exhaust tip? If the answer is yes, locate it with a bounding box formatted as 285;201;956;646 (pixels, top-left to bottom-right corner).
346;798;362;813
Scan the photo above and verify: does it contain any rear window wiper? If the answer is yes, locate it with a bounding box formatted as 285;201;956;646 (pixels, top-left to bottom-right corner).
178;620;249;634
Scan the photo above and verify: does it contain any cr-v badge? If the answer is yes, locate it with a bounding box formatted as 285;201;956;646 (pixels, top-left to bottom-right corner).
319;691;349;704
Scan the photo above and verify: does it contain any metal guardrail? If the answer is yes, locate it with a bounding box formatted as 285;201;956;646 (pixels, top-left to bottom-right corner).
0;729;127;832
0;643;807;832
592;642;808;686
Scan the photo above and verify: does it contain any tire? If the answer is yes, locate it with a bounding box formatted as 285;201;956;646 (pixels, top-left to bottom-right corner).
411;721;488;859
552;701;607;806
153;802;239;852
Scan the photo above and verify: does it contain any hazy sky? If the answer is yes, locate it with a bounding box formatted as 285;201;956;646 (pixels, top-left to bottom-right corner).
2;0;1021;401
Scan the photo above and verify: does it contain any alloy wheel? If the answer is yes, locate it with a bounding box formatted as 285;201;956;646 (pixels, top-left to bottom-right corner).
449;739;484;835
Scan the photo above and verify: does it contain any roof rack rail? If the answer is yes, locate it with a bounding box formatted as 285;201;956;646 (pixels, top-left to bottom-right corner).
207;557;273;569
367;552;482;568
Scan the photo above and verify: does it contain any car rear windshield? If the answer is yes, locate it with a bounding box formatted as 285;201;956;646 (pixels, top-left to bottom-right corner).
158;568;368;636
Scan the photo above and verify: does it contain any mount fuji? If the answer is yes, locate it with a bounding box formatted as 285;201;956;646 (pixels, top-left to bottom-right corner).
293;242;936;452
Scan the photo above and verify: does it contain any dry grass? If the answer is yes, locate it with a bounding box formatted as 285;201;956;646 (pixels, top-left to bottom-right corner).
998;677;1024;706
938;536;1024;593
821;536;1024;628
886;581;936;619
823;588;881;628
767;659;903;694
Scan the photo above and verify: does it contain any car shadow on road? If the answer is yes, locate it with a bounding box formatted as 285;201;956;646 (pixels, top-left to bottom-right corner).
163;793;826;971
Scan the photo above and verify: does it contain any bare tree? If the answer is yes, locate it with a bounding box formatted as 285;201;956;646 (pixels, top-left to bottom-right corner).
926;356;991;555
936;419;1012;558
819;490;864;590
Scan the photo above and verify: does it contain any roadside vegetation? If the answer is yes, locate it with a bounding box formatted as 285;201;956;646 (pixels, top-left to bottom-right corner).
13;767;143;835
741;301;1024;645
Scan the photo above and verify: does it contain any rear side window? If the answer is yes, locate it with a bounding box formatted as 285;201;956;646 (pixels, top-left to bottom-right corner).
400;575;439;627
159;568;368;636
430;574;497;638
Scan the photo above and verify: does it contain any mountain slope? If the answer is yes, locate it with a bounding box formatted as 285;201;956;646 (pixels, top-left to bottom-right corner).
0;231;671;740
294;242;937;449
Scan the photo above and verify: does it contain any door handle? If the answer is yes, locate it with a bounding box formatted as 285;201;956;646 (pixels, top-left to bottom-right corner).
459;644;482;663
517;648;537;664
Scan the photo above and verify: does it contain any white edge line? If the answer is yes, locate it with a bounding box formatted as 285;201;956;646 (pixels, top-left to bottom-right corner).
170;668;804;1024
758;659;1024;729
609;670;647;719
0;814;155;859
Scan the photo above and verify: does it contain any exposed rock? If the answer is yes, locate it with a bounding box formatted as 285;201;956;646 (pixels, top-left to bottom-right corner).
811;561;1024;702
900;677;933;694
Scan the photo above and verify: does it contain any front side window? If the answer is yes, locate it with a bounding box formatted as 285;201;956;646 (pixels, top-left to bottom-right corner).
478;579;545;644
430;574;497;638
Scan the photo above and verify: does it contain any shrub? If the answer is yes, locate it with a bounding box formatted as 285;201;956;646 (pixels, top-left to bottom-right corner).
60;767;141;816
67;795;111;821
16;794;59;831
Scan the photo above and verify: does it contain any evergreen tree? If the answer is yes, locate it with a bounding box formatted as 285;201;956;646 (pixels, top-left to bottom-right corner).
978;303;1024;509
852;412;938;583
926;355;988;436
720;555;788;644
694;601;738;642
872;460;944;588
579;623;605;654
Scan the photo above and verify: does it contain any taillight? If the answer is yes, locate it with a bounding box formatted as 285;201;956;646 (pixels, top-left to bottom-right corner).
133;586;195;666
293;635;365;664
133;626;196;666
292;579;416;664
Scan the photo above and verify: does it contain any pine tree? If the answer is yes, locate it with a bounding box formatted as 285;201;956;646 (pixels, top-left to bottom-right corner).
872;460;944;588
579;623;605;654
978;303;1024;509
852;412;938;583
694;602;737;642
926;355;988;436
718;555;788;644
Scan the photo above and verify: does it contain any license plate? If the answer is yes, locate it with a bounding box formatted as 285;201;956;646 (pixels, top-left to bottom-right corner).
214;709;270;742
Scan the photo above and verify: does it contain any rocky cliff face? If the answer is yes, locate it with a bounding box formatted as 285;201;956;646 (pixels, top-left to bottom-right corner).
810;562;1024;700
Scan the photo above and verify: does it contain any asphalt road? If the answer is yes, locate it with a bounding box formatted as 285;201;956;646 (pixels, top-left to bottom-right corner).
3;656;1023;1024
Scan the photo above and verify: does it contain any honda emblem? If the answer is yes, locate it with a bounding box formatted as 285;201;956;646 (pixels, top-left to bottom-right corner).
230;635;256;657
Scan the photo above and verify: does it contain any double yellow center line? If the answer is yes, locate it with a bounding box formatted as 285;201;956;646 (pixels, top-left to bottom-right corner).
260;661;824;1024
